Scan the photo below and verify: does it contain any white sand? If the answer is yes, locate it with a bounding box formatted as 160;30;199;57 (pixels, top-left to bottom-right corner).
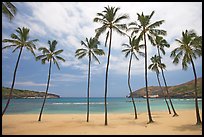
2;109;202;135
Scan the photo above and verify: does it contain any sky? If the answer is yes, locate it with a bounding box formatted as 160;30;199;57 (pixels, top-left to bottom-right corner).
2;2;202;97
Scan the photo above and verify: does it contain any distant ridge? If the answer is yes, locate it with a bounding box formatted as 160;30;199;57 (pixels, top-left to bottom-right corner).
128;77;202;98
2;87;60;99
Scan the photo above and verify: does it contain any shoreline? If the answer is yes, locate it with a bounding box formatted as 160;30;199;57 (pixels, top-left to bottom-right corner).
2;109;202;135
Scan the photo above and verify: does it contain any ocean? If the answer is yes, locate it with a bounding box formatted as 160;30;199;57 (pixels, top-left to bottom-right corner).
2;97;202;114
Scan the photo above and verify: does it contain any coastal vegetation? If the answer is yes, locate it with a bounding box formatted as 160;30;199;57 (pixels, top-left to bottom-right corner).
128;10;166;123
2;2;17;21
93;6;129;125
171;30;202;125
148;55;171;114
75;37;105;122
122;35;144;119
153;35;178;116
2;87;60;99
2;27;38;116
36;40;65;121
128;77;202;98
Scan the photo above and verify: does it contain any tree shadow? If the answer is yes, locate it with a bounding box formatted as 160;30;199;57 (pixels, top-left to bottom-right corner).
172;124;202;132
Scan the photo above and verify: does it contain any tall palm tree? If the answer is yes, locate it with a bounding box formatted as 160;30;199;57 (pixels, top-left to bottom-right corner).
36;40;65;121
75;37;105;122
148;55;171;114
93;6;129;125
152;36;178;116
122;35;144;119
2;2;17;21
170;30;202;125
128;11;166;123
2;27;38;116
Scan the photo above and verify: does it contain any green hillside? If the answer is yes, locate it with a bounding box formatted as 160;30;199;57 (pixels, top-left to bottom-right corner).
2;87;60;99
128;77;202;98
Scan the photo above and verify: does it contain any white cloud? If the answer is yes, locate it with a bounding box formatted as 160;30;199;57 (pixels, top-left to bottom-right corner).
2;2;202;77
52;73;86;82
15;81;52;87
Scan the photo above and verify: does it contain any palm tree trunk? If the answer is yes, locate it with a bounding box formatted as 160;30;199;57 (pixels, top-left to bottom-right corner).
104;28;112;126
87;53;91;122
161;68;178;117
157;47;178;116
190;57;202;125
2;47;23;116
156;72;171;114
38;60;52;121
128;53;137;119
143;31;153;123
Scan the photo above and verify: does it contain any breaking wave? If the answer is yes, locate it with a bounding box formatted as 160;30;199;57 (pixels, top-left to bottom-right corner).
52;102;106;105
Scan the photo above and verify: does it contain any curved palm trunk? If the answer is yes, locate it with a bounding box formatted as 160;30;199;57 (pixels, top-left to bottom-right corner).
128;53;137;119
2;47;23;116
104;28;112;126
87;53;91;122
156;72;171;114
161;68;178;117
157;47;178;116
190;57;202;125
143;31;153;123
38;60;52;121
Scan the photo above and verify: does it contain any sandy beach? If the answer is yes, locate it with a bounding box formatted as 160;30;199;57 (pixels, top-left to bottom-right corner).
2;109;202;135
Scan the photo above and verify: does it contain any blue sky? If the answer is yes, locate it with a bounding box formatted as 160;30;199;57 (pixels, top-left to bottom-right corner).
2;2;202;97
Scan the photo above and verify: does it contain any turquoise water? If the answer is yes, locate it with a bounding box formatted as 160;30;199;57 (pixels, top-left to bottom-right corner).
2;97;202;114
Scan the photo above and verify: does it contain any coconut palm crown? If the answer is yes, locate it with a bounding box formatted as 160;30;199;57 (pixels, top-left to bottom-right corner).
2;27;38;116
128;11;166;123
170;30;202;125
36;40;65;121
75;37;105;63
75;37;105;123
93;5;129;126
2;2;17;21
122;35;144;119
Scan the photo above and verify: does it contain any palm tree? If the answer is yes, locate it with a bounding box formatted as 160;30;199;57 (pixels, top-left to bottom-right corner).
148;55;171;114
152;36;178;116
36;40;65;121
93;6;129;125
128;11;166;123
122;35;144;119
170;30;202;125
2;2;17;21
2;27;38;116
75;37;105;122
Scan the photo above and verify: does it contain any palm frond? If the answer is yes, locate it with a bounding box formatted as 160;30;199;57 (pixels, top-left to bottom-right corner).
53;57;60;70
132;52;139;60
36;54;46;61
12;46;21;53
93;49;105;56
113;26;126;36
124;50;130;58
2;45;17;50
91;52;100;64
113;14;129;24
95;25;108;39
41;57;48;64
38;47;50;54
54;49;63;55
56;55;66;62
148;20;165;29
2;2;17;21
76;52;86;59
